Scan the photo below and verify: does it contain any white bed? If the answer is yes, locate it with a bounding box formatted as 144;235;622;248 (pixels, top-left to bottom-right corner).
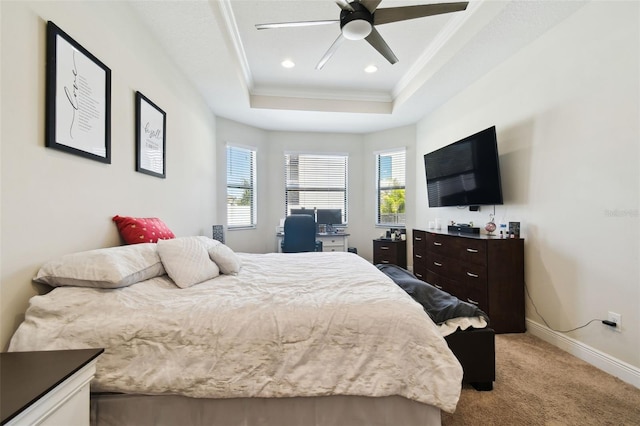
9;241;463;425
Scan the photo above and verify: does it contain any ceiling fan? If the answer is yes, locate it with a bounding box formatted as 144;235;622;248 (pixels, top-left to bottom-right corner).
255;0;469;70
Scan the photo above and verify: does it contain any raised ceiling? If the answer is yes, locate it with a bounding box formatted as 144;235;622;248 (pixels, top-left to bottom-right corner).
129;0;586;133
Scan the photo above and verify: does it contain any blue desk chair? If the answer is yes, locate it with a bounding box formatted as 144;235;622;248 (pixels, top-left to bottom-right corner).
281;214;323;253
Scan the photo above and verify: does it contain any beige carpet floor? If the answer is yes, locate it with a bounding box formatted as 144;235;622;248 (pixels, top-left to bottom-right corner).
442;333;640;426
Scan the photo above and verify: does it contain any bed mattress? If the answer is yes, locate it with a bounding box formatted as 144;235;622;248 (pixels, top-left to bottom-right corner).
10;251;463;413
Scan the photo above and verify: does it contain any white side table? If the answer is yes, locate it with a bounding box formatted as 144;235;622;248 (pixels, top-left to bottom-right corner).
1;348;103;425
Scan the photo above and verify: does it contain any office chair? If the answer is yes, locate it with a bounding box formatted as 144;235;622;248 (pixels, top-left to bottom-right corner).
281;214;323;253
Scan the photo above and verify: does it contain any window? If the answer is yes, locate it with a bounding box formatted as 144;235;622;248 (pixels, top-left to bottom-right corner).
227;145;256;228
285;153;348;224
376;149;406;226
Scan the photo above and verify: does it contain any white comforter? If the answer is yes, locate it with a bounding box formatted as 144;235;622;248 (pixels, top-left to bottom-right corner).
10;252;463;412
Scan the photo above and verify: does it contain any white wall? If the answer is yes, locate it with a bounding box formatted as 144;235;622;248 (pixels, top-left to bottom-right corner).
362;125;417;261
414;2;639;369
215;117;270;253
216;117;416;262
0;1;218;349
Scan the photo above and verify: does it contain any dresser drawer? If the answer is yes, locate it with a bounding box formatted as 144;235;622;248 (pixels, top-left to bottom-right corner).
426;232;459;256
459;239;488;266
457;285;488;313
457;264;488;292
413;230;427;253
425;252;458;278
374;241;400;256
413;266;427;282
425;270;457;295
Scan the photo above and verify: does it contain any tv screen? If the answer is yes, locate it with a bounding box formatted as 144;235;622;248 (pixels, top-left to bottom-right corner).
316;209;342;225
424;126;503;207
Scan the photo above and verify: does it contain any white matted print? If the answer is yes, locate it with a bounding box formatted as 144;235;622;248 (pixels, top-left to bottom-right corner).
136;92;166;178
46;21;111;163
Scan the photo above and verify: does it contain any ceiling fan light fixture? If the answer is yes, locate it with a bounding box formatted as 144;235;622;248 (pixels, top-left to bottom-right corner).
342;19;372;40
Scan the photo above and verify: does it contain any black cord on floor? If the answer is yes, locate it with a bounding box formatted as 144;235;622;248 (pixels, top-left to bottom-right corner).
524;283;605;333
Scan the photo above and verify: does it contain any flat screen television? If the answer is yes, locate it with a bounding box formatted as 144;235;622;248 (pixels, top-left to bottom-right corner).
316;209;342;225
424;126;503;208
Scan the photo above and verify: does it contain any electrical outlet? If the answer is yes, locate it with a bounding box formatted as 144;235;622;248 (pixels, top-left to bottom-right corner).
608;312;621;332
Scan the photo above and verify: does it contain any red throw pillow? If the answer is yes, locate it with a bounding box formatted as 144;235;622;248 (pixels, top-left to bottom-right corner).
112;215;175;244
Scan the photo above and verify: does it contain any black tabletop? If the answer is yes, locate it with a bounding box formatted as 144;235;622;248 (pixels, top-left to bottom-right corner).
0;348;103;425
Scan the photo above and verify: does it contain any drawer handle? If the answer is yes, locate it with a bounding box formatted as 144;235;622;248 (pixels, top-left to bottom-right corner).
415;273;423;278
467;272;479;278
381;260;390;263
434;284;443;290
415;237;422;241
415;254;422;259
380;246;390;250
433;262;442;267
467;298;479;305
466;248;479;253
433;242;442;246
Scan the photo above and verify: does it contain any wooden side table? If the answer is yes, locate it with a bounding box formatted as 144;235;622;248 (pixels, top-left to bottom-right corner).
1;348;103;425
373;239;407;268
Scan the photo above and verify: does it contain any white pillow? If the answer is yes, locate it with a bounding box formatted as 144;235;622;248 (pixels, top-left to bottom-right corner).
34;243;165;289
157;237;220;288
207;242;242;275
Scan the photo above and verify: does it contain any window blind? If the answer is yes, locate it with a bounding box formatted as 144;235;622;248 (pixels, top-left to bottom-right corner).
285;153;348;224
227;145;256;228
377;149;406;226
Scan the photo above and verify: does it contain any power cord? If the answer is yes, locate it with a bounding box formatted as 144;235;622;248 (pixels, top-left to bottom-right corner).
524;283;614;333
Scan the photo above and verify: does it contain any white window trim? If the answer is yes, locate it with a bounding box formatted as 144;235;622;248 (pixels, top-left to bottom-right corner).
375;148;406;228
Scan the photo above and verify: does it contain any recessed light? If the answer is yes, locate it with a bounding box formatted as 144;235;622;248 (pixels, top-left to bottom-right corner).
281;59;295;69
364;65;378;73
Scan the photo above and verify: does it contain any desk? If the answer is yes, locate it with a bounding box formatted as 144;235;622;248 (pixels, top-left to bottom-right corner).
277;233;350;253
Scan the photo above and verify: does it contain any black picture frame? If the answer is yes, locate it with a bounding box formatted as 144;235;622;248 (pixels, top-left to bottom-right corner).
45;21;111;163
135;92;166;178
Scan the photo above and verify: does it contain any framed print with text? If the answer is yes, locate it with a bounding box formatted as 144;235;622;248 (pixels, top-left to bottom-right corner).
135;92;166;178
45;21;111;163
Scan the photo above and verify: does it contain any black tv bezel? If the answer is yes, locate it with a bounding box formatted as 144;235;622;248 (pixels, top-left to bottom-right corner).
424;126;504;208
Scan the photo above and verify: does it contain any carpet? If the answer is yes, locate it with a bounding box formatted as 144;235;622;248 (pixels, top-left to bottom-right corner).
442;333;640;425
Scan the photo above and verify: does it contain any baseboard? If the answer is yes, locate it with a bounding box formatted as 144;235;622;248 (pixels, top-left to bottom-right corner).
526;319;640;389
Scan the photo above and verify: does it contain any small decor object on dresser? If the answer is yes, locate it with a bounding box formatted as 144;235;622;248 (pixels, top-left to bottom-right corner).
509;222;521;238
485;214;496;234
136;92;166;178
45;22;111;163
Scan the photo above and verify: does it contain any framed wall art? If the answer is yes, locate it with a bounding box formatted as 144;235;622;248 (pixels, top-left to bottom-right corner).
135;91;166;178
45;21;111;163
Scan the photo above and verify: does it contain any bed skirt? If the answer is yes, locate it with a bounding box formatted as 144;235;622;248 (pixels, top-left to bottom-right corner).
90;393;441;426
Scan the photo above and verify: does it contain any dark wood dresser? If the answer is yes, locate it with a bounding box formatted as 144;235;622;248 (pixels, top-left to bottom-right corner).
373;239;407;268
412;229;525;334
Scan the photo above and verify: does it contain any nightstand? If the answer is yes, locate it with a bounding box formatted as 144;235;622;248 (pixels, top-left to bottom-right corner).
1;348;103;425
373;239;407;268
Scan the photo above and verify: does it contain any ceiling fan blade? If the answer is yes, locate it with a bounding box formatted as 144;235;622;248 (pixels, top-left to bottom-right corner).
316;34;346;70
359;0;383;13
335;0;355;12
256;20;338;30
373;2;468;25
365;27;398;64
